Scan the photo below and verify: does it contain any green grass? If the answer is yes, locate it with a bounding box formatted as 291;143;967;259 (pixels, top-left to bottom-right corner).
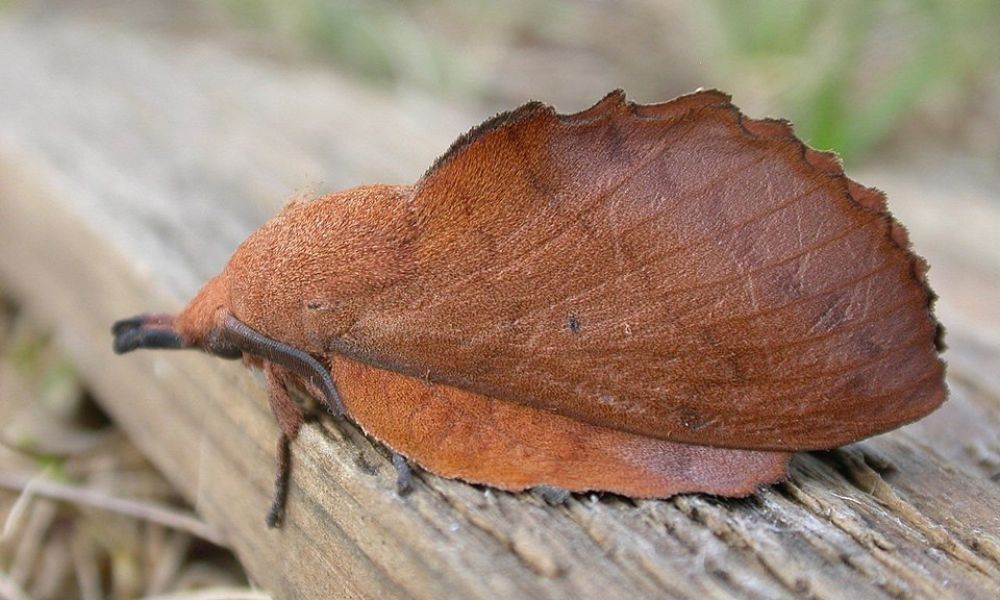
707;0;1000;161
221;0;471;92
219;0;1000;163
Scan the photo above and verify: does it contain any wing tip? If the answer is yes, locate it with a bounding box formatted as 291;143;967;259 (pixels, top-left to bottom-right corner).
722;102;947;364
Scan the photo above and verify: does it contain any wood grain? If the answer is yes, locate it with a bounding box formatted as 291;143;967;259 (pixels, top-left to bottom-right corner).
1;13;998;600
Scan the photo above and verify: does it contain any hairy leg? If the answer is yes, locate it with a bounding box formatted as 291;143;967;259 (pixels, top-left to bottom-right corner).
263;363;304;528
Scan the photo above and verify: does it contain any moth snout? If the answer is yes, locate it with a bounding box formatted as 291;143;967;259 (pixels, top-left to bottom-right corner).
111;313;186;354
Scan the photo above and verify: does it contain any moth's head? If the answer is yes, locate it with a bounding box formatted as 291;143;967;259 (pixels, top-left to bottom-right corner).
112;275;242;360
113;271;346;419
115;184;416;358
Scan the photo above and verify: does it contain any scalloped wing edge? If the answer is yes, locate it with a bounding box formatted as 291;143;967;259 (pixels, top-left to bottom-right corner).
729;107;945;356
423;88;734;179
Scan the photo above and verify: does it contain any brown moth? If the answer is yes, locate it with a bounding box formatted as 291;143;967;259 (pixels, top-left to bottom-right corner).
112;90;946;527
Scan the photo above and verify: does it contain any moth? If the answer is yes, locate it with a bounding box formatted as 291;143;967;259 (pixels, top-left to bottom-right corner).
112;90;946;527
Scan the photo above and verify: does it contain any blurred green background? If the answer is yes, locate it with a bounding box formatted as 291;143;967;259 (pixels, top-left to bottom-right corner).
6;0;995;165
217;0;1000;165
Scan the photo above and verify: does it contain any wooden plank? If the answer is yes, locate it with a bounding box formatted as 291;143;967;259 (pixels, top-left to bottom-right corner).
1;14;999;600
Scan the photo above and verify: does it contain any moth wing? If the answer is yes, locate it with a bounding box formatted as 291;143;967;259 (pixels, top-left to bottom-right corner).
345;90;945;450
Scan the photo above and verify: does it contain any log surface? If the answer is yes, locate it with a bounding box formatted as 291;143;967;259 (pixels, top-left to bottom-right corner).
1;12;999;600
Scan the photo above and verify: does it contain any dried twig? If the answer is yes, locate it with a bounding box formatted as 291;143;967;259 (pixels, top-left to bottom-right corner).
0;473;225;547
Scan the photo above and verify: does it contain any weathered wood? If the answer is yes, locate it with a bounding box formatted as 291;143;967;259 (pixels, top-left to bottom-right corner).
1;13;999;600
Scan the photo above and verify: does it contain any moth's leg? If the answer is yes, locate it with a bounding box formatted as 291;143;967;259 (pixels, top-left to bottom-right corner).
268;433;292;529
531;485;571;505
263;363;304;441
391;452;413;495
262;363;303;528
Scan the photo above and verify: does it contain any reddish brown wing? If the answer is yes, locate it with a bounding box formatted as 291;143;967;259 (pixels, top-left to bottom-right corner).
342;90;945;451
332;356;791;497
